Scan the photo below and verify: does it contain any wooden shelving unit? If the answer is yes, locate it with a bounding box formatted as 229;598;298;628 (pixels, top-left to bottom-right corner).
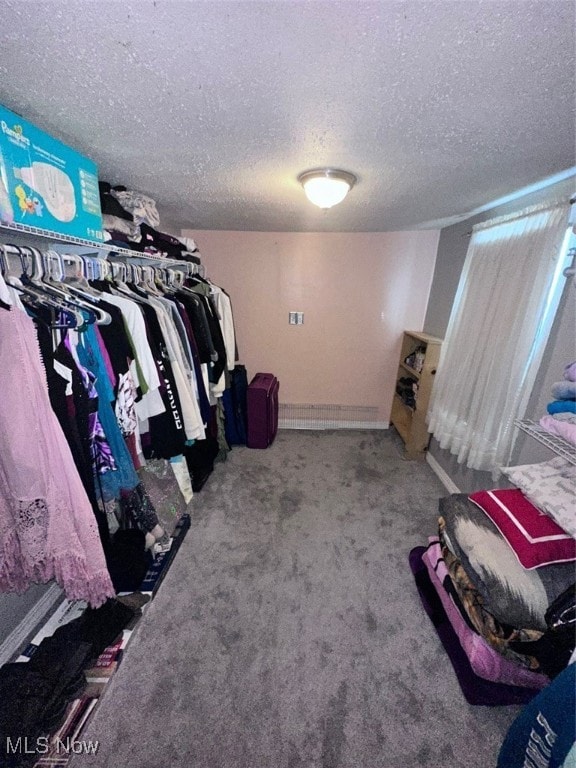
390;330;442;458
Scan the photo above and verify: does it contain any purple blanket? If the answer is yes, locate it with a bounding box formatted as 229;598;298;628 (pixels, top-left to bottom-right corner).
422;539;549;690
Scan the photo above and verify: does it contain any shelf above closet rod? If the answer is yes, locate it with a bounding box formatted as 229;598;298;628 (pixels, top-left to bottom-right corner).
514;419;576;465
0;221;204;275
0;221;137;259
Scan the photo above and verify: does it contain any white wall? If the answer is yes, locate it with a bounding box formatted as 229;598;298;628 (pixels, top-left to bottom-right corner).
183;229;440;425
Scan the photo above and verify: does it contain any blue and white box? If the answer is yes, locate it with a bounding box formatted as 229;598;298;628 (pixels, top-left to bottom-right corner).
0;104;103;241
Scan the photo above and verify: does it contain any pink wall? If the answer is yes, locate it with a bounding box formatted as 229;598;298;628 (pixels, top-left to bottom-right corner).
183;230;439;424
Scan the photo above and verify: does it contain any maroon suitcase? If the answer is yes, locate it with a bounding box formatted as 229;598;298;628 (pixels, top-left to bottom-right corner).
246;372;279;448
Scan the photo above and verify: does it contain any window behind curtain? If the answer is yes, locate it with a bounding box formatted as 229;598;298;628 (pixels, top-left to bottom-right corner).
426;201;572;474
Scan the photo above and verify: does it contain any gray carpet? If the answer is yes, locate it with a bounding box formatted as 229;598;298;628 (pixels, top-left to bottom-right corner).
71;429;520;768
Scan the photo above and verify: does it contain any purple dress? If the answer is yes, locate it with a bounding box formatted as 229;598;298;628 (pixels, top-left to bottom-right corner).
0;306;115;607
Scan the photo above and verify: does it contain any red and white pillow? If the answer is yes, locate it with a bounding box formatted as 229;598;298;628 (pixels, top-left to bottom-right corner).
468;488;576;570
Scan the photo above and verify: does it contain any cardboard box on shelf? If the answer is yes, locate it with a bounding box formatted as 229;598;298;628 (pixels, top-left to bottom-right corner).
0;104;103;241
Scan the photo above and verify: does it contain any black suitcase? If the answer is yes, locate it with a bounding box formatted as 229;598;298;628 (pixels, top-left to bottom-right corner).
223;364;249;445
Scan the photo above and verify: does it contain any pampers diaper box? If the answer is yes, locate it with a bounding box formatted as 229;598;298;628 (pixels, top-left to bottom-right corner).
0;104;103;241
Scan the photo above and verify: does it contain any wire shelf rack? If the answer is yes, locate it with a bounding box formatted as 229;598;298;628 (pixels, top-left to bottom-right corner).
514;419;576;465
0;221;136;257
0;222;204;276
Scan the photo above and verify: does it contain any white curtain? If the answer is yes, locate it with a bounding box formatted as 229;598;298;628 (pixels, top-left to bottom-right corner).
427;201;571;473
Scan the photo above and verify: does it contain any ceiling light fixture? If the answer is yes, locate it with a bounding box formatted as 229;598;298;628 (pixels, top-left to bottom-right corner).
298;168;357;209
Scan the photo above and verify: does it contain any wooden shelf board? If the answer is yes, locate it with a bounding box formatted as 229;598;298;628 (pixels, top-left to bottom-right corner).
405;330;443;345
399;361;421;379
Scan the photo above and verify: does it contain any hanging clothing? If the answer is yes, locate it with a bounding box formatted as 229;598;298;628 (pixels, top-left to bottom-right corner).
147;294;205;441
170;296;212;425
174;288;216;366
90;284;166;421
73;324;139;501
0;305;114;607
104;279;207;444
34;317;111;547
0;244;236;609
186;277;228;390
209;282;237;372
136;299;188;459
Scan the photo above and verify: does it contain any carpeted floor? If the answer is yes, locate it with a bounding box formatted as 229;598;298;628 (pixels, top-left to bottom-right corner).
71;429;520;768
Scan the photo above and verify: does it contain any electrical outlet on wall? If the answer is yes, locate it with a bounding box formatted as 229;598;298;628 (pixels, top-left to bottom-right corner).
289;311;304;325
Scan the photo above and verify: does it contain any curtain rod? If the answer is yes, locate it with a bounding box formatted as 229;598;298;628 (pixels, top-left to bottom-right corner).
472;199;571;233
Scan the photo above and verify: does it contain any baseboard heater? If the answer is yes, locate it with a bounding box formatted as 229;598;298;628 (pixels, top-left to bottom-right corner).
279;403;388;430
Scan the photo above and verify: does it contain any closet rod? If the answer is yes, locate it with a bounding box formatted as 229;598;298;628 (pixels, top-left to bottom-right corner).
0;240;197;278
0;246;204;296
105;251;194;272
106;252;204;278
52;243;196;273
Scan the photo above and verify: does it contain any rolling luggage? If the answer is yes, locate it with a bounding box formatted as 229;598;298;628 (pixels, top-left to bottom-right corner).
246;372;279;448
223;364;249;445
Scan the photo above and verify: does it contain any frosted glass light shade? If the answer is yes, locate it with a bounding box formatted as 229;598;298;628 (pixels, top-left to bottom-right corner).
298;169;357;209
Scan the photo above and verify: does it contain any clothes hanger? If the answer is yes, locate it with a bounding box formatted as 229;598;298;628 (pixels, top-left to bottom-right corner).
122;263;152;299
152;265;170;293
85;254;111;282
17;246;98;328
140;264;162;295
54;252;113;325
0;245;81;328
31;249;98;328
104;260;137;297
109;260;127;283
42;250;111;326
156;266;184;293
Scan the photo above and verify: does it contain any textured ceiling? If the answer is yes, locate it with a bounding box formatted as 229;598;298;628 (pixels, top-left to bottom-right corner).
1;0;574;233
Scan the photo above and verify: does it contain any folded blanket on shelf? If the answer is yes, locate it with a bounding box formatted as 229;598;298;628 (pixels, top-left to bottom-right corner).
550;412;576;422
102;214;141;241
540;413;576;447
563;360;576;382
110;187;160;228
547;399;576;414
551;380;576;400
